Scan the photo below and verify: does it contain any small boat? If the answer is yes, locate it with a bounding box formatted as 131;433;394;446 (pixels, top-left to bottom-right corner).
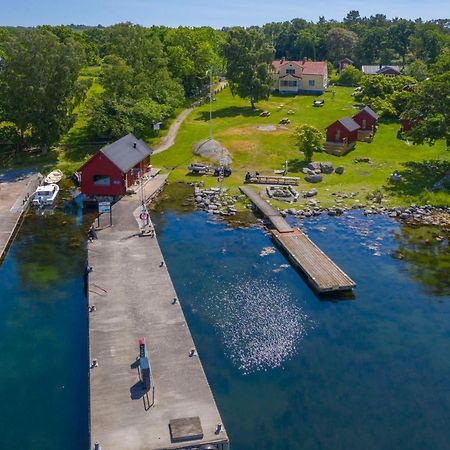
32;184;60;207
44;169;63;184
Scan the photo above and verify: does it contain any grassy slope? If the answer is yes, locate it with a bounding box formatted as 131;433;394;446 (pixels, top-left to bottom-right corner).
151;86;449;209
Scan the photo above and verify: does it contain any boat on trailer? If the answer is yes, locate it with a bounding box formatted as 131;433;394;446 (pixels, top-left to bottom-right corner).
32;184;60;207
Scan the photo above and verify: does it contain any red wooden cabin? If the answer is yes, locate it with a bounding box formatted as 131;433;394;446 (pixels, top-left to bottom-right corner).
352;106;378;131
79;133;152;201
326;117;360;143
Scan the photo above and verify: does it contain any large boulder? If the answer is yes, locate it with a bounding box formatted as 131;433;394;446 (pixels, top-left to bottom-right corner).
306;162;321;171
305;174;323;183
192;139;232;165
320;162;334;174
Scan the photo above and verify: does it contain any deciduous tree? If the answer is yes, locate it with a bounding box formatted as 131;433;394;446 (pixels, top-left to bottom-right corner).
222;28;274;109
294;124;323;163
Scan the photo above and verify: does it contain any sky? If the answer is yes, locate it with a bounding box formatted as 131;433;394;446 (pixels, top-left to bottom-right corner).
0;0;448;27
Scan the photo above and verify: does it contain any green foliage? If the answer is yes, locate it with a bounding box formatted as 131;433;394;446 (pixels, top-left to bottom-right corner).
223;28;274;109
85;23;184;140
325;28;358;61
294;124;323;162
403;55;450;147
404;60;429;81
338;65;362;86
0;28;83;150
356;75;416;117
162;27;224;97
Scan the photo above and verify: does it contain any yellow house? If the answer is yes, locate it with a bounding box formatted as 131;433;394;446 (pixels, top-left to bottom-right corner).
271;59;328;95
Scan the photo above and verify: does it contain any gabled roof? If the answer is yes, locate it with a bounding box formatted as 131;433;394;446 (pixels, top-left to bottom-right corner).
100;133;152;173
272;60;327;76
355;106;378;120
362;65;401;75
331;117;360;132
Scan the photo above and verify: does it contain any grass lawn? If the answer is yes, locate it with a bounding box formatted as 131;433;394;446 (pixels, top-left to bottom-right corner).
151;86;449;209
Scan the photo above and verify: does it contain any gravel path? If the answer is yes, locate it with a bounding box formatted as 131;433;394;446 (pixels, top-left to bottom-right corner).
152;81;228;155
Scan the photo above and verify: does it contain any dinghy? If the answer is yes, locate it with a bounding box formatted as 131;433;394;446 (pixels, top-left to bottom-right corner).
44;169;63;184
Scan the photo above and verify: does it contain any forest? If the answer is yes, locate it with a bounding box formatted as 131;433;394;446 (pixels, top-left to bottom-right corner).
0;11;448;157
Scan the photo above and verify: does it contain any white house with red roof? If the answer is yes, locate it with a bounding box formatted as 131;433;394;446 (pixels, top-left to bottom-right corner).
271;59;328;95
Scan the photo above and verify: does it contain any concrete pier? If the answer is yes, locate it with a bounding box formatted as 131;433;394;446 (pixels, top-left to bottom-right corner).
0;173;41;263
88;175;229;450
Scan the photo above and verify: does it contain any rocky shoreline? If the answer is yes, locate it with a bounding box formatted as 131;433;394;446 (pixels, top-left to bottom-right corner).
192;184;450;231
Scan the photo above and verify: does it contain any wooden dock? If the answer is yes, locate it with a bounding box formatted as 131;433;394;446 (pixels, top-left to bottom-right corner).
88;175;229;450
240;186;293;233
240;186;356;293
0;173;41;263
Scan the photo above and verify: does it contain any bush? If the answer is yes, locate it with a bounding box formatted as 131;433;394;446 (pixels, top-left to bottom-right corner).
337;65;362;86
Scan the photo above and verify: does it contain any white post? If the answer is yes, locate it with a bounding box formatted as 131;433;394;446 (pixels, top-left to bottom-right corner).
209;68;213;140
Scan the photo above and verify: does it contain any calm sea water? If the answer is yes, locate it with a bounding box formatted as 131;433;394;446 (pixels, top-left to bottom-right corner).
0;178;89;450
152;203;450;450
0;181;449;449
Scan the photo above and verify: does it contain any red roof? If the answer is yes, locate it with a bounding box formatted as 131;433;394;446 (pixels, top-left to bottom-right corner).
272;60;327;76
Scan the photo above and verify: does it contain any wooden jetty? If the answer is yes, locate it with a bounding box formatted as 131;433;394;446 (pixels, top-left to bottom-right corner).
240;186;293;233
240;186;356;293
88;174;229;450
245;174;299;185
0;173;41;263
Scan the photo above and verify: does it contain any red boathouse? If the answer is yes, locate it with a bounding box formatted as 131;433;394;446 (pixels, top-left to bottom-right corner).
79;133;152;201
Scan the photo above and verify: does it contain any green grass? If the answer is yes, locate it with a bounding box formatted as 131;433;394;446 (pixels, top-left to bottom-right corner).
151;86;449;209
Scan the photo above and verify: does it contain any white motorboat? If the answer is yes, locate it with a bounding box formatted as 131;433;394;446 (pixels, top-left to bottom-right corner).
32;184;60;207
44;169;63;184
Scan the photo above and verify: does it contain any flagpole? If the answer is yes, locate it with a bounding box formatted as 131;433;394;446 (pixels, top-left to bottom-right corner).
209;67;213;140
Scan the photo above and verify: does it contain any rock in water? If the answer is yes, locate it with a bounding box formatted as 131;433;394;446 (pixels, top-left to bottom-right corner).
192;139;232;165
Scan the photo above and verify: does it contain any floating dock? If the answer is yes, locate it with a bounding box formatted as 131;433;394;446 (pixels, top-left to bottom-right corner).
240;186;356;293
88;175;229;450
0;173;41;263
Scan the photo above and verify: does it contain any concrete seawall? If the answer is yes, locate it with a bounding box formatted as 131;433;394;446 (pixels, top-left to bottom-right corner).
88;175;229;450
0;173;41;263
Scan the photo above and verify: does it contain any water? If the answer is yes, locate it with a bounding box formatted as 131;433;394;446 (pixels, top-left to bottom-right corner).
1;183;449;449
152;201;450;450
0;194;89;450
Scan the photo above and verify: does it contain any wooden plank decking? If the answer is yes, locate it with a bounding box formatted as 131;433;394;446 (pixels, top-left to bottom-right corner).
239;186;293;233
272;229;356;293
240;185;356;293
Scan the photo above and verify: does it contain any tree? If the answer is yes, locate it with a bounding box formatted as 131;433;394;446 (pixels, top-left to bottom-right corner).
338;65;362;86
403;54;450;147
325;28;358;61
411;25;445;63
388;19;415;64
293;30;318;60
0;29;83;150
404;59;428;81
222;28;274;109
294;124;323;163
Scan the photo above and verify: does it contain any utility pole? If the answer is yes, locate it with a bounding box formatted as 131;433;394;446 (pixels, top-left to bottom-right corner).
209;67;213;140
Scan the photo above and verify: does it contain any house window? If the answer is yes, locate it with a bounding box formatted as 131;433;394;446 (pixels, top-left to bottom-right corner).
286;69;295;74
309;79;315;87
362;119;367;129
280;80;297;87
93;175;111;186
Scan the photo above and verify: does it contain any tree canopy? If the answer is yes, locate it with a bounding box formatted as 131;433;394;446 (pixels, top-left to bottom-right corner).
0;28;83;150
222;28;274;109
